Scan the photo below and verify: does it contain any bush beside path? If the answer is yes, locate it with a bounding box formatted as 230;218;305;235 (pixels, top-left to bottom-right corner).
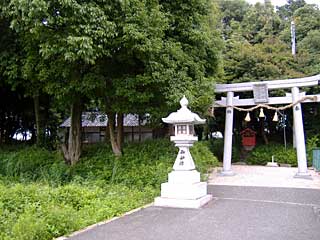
0;139;218;240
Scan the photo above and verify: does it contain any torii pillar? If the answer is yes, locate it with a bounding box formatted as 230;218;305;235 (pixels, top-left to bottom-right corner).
221;91;235;176
291;87;310;178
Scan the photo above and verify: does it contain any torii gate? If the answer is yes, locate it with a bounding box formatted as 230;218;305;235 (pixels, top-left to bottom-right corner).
214;74;320;178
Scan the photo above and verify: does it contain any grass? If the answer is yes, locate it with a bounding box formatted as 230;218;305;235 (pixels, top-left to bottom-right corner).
0;139;218;240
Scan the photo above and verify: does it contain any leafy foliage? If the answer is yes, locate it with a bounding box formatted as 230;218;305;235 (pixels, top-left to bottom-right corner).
218;0;320;83
190;141;219;178
306;134;320;166
0;139;218;239
209;138;240;162
0;182;155;240
1;0;223;159
246;143;297;166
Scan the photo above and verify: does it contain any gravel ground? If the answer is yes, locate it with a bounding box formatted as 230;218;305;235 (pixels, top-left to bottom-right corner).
208;165;320;189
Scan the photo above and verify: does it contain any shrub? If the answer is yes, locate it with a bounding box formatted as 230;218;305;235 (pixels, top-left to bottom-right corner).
209;138;240;162
306;135;320;166
0;146;69;184
191;141;219;175
246;143;297;166
0;182;156;240
111;140;218;188
12;211;51;240
209;139;224;161
0;138;217;240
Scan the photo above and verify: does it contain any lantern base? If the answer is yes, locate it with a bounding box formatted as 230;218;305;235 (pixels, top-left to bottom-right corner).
154;170;212;208
160;181;207;199
154;194;212;209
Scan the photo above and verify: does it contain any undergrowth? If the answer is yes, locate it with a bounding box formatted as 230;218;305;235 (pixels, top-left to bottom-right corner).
0;139;218;240
246;143;297;166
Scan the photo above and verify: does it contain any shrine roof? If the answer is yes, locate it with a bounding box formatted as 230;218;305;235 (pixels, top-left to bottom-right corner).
60;112;148;128
240;128;256;135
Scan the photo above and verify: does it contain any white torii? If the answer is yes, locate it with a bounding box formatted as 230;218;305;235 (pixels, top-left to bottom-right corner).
214;74;320;178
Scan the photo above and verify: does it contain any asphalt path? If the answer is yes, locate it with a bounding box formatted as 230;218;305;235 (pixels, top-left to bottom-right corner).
67;185;320;240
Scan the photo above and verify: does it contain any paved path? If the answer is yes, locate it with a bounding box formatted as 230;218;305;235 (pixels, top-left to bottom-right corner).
66;184;320;240
209;165;320;189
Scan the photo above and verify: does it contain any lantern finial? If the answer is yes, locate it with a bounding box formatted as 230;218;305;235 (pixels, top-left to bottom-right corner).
180;95;188;108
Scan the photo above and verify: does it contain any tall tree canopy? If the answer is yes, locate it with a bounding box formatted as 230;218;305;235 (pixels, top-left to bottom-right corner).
2;0;319;159
1;0;222;162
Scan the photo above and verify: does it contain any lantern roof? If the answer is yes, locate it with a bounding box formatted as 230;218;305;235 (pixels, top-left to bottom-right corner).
162;96;206;125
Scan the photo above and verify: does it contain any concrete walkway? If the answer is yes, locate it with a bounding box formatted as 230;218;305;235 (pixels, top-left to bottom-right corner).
66;185;320;240
63;166;320;240
209;165;320;189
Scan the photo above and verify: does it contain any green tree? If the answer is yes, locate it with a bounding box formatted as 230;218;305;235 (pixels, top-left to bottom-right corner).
96;0;223;155
218;0;250;39
276;0;306;21
158;0;223;110
293;4;320;41
5;0;117;164
0;9;39;144
241;1;281;43
4;0;222;161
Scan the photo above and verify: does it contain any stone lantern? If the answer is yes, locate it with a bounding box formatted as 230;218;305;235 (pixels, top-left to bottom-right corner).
154;96;212;208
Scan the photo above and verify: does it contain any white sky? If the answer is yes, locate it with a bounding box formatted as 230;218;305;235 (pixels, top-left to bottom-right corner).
246;0;320;7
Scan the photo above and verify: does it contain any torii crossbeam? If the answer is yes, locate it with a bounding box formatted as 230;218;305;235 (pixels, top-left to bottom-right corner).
214;74;320;178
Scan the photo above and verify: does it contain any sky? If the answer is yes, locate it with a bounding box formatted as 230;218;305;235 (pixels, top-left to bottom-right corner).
246;0;320;7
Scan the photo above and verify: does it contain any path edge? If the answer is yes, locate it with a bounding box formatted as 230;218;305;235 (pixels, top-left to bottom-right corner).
55;202;154;240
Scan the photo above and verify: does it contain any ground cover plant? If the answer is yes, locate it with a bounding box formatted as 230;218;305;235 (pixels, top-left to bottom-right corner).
246;143;297;166
209;139;240;163
0;139;218;240
246;137;319;167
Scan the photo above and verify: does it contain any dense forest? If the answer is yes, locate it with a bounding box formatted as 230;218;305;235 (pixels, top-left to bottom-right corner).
0;0;319;163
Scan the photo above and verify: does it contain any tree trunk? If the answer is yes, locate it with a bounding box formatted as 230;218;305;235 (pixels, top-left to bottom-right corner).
108;112;122;157
138;115;142;142
116;113;124;150
62;98;82;165
105;120;110;143
33;95;45;146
